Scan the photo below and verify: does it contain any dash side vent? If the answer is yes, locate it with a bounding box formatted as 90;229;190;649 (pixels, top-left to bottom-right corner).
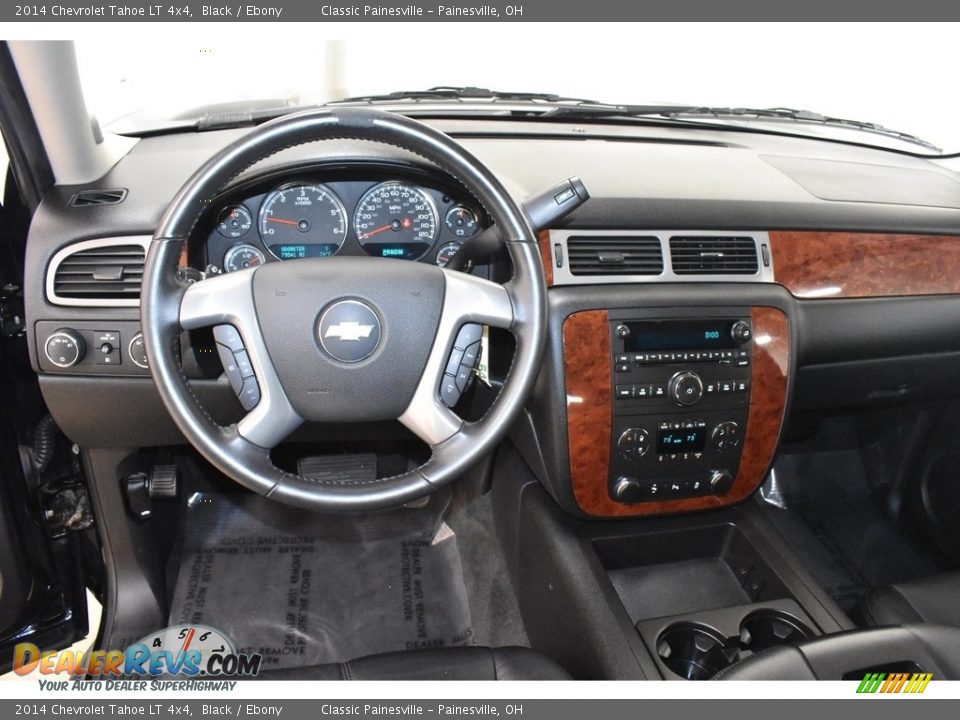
669;236;759;275
70;189;127;207
568;235;664;276
48;238;151;306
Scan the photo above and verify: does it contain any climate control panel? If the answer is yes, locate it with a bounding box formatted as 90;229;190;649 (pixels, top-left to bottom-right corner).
607;311;752;504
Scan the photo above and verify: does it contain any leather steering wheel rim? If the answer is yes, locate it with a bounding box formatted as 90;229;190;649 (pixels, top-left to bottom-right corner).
142;108;546;511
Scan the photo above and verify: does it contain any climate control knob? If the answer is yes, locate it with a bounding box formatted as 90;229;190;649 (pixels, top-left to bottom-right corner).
44;329;86;368
668;371;704;406
711;421;742;450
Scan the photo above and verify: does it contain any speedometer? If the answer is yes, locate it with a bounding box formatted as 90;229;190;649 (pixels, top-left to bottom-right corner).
354;182;439;260
258;183;348;260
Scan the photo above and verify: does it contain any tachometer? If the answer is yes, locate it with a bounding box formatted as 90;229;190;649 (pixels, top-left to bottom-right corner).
354;182;438;260
258;183;348;260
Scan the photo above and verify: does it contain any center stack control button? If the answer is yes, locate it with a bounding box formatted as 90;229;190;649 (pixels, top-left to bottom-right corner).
668;371;704;406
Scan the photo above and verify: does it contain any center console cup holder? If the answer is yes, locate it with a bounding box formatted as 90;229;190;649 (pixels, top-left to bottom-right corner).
739;609;813;653
656;623;740;680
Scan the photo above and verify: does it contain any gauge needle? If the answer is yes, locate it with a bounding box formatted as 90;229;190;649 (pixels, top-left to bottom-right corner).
361;217;412;239
265;217;299;226
360;225;392;240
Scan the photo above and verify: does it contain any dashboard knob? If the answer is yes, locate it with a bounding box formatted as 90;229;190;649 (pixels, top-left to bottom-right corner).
709;469;734;495
615;324;631;339
731;320;753;344
711;421;742;451
613;477;643;504
44;329;86;368
668;371;703;406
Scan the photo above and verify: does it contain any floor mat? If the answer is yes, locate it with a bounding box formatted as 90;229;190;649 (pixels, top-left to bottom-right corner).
168;492;474;671
763;448;940;611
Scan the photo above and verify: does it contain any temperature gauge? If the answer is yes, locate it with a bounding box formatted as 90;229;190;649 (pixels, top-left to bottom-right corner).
223;244;266;273
444;206;479;238
216;206;253;239
436;241;472;271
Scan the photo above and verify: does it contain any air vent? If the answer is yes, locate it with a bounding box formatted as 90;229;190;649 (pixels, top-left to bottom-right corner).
70;188;127;207
50;240;147;305
567;235;663;276
670;236;759;275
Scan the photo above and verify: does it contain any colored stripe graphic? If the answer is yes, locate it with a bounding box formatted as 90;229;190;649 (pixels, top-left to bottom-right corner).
857;672;932;694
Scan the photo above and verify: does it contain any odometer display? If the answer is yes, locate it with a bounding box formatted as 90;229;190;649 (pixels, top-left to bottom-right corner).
354;182;438;260
258;183;348;260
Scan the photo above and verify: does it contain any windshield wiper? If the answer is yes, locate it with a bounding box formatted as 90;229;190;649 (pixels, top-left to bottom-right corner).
543;104;940;152
333;86;604;106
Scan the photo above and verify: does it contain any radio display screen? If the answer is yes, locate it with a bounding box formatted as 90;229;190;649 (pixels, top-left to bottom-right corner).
622;319;738;351
657;427;706;454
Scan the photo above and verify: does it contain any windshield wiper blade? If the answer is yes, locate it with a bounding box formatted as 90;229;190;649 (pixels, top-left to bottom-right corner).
334;86;603;105
661;106;941;152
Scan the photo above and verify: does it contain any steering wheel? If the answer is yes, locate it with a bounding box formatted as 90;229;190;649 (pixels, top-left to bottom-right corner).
141;108;546;511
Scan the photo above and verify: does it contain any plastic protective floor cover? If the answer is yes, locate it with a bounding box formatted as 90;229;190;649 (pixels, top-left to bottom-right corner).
167;492;474;671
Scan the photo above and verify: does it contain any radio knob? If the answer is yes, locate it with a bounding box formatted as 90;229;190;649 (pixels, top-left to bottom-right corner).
731;320;753;345
615;324;631;339
709;469;734;495
613;477;643;504
44;329;86;368
668;371;703;406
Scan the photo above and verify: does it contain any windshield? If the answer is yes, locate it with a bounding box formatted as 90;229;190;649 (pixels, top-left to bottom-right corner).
75;24;960;154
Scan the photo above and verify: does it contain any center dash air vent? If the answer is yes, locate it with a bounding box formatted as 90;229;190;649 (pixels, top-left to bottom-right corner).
70;188;127;207
48;238;150;306
567;235;663;276
669;236;759;275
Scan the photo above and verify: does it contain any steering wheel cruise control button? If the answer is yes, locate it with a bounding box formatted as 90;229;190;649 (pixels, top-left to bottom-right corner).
213;324;245;352
238;377;261;411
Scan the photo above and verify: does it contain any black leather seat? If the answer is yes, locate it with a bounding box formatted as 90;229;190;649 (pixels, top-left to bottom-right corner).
855;572;960;628
253;646;570;680
717;625;960;680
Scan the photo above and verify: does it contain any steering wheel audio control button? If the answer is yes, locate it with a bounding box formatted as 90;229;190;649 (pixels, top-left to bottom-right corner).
445;346;465;375
440;374;461;408
454;323;482;350
461;341;481;368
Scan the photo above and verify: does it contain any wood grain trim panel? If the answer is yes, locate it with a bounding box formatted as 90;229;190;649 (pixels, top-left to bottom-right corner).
564;307;789;517
770;231;960;298
563;310;612;515
538;230;554;287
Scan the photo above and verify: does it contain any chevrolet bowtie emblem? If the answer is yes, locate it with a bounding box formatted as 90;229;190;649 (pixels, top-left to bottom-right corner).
324;321;375;342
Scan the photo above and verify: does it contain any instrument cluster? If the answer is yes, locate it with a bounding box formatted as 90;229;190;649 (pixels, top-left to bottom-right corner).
201;176;485;275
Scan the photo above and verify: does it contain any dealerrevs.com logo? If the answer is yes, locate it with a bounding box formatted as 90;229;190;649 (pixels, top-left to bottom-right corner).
13;625;262;679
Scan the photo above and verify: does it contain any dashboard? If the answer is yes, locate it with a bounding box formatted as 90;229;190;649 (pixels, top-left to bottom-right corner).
22;116;960;518
196;171;488;276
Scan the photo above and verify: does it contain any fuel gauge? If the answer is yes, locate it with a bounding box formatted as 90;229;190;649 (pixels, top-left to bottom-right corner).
223;244;266;273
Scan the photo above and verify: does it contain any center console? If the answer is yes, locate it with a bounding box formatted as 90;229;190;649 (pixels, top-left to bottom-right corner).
608;310;753;504
562;304;789;518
